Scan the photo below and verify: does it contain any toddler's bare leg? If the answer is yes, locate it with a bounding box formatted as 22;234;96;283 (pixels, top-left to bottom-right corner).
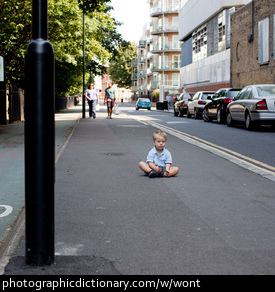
163;167;179;177
139;161;151;173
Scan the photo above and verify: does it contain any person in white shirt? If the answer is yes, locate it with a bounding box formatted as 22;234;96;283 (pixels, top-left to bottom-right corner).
85;83;98;119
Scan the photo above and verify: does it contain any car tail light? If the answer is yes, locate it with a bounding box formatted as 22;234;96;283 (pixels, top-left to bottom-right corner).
198;101;204;105
224;98;233;104
256;99;268;110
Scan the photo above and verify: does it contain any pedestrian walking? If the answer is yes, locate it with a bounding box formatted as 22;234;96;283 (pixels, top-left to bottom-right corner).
85;83;98;119
104;82;117;119
139;130;179;178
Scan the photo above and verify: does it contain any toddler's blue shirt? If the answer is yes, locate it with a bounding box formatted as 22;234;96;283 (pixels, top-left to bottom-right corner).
146;147;172;167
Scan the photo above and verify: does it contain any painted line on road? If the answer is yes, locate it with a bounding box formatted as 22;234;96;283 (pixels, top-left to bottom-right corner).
133;116;275;182
0;205;13;218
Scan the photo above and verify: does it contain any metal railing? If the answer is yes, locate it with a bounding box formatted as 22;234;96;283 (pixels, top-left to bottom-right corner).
152;61;180;70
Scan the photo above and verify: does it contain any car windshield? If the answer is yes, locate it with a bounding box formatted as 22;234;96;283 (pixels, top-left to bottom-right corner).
139;98;150;103
256;85;275;97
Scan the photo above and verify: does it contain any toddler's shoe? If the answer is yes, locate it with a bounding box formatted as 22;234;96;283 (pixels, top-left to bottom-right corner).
148;170;159;178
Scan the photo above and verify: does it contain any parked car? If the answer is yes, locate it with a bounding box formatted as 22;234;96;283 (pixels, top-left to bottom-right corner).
187;91;215;118
173;93;192;117
226;84;275;130
136;98;151;110
202;88;241;123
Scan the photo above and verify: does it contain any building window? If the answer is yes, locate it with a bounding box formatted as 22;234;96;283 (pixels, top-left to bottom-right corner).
258;18;270;64
172;73;179;87
192;25;207;62
218;11;226;52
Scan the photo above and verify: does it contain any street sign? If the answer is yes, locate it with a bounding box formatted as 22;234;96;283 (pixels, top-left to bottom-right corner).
0;56;4;82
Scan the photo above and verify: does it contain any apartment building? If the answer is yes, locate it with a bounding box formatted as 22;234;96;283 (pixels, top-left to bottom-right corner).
133;0;182;99
179;0;249;93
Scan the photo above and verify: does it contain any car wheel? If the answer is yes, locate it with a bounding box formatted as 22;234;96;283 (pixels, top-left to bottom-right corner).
136;107;139;110
174;109;178;116
226;111;234;127
148;108;151;110
245;113;254;130
202;108;209;122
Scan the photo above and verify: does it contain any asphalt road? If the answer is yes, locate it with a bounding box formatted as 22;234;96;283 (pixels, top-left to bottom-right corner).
3;103;275;276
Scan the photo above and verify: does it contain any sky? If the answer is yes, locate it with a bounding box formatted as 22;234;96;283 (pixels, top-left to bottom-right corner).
110;0;150;44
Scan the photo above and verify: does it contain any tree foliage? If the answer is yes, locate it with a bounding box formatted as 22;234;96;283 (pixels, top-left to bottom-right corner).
0;0;32;88
0;0;125;96
109;42;137;89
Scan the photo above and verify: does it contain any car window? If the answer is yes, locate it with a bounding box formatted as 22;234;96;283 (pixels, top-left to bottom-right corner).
201;93;214;100
236;88;247;100
256;85;275;97
242;88;252;99
218;90;226;97
227;90;240;97
139;98;150;102
193;93;199;100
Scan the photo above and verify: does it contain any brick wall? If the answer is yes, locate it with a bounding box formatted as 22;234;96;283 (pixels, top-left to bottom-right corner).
230;0;275;88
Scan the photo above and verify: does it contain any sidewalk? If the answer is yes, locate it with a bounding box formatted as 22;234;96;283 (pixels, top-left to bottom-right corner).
0;105;82;274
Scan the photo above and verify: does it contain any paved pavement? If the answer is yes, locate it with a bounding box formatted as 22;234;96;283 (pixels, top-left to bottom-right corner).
1;102;275;276
0;105;82;274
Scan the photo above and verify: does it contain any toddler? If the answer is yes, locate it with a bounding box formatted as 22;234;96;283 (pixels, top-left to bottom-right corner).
139;130;179;178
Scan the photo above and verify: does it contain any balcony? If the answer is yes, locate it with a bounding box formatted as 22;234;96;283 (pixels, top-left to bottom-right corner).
131;60;137;67
150;5;180;17
137;55;146;63
151;80;180;89
138;70;146;78
151;61;180;71
131;72;137;80
151;23;178;35
151;42;181;52
138;40;146;48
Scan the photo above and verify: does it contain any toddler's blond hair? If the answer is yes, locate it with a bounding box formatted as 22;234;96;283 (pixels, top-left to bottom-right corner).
153;130;167;141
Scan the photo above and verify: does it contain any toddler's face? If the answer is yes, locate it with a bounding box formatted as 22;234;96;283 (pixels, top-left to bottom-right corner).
153;135;166;151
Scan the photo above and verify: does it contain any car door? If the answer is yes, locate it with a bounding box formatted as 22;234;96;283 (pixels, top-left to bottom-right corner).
188;92;198;114
232;87;252;121
229;88;244;121
209;90;224;117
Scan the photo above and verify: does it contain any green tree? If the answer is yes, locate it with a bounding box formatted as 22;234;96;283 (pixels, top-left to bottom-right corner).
49;0;113;95
0;0;122;96
108;42;137;89
0;0;32;88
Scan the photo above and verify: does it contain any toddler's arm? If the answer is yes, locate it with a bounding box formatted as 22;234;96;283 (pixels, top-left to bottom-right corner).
166;163;171;176
148;161;162;172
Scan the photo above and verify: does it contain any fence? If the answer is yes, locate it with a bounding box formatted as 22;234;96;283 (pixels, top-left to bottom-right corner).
0;87;78;125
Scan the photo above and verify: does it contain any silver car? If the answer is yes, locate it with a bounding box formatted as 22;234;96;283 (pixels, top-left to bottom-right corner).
226;84;275;130
187;91;215;119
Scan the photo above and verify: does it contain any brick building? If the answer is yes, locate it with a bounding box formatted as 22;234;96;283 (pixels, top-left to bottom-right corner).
231;0;275;88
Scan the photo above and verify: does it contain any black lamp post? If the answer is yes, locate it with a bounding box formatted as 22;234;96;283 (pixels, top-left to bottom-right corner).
82;12;86;119
25;0;55;266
